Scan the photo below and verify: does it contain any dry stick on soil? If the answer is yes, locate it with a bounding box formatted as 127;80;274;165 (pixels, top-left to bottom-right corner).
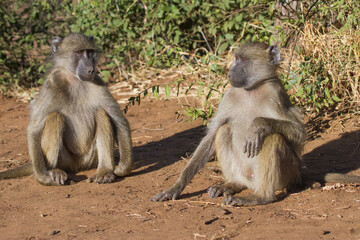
174;199;220;206
172;199;243;208
351;143;360;155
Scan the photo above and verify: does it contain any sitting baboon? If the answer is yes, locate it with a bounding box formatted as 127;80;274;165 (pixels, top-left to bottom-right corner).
152;41;360;206
0;33;133;185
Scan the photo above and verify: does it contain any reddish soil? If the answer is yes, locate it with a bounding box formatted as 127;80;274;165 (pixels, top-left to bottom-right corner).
0;95;359;240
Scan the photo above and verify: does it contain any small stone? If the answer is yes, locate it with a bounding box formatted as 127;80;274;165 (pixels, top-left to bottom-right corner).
311;181;322;189
49;230;60;236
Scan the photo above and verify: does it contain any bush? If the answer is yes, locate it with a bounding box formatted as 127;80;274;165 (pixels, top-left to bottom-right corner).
66;0;275;81
278;1;360;115
1;0;359;121
0;0;72;91
282;23;359;114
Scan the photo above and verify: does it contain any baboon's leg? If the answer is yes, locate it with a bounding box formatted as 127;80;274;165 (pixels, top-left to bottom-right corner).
38;112;68;185
224;134;300;206
208;124;247;198
89;108;115;184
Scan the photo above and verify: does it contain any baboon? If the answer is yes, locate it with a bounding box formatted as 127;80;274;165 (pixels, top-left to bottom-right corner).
0;33;133;185
152;41;360;206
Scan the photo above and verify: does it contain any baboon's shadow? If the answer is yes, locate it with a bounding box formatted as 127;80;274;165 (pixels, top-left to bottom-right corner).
131;125;206;176
71;126;205;183
302;130;360;182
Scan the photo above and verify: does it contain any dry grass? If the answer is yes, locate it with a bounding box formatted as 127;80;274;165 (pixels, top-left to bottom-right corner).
282;22;360;113
278;22;360;135
110;49;230;118
303;24;360;104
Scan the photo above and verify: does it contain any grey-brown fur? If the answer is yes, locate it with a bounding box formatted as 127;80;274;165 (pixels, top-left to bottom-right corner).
152;41;360;206
0;33;133;185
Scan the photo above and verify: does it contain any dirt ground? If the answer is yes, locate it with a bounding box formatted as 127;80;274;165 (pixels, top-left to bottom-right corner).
0;92;359;240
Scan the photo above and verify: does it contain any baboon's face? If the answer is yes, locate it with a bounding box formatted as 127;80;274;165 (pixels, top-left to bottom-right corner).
227;42;280;90
227;55;249;88
51;33;99;81
74;49;96;81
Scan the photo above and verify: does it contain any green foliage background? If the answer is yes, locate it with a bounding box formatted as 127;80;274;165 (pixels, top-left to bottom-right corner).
0;0;359;120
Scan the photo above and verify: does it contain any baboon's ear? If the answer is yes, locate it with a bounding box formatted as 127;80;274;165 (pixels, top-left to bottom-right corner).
89;35;94;41
268;45;281;64
51;37;62;54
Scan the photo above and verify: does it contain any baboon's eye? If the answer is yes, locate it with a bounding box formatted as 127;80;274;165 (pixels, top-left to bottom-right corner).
235;56;247;63
87;49;95;57
76;50;84;55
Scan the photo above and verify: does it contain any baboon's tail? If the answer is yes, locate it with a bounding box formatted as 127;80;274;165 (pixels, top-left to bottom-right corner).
0;163;33;180
324;173;360;183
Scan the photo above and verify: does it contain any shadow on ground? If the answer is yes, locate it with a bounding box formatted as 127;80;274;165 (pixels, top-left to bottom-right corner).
129;125;360;184
131;125;206;176
302;130;360;181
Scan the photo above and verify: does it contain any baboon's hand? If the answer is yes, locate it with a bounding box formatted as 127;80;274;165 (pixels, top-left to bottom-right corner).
48;169;68;185
151;187;182;202
244;123;269;158
89;169;116;184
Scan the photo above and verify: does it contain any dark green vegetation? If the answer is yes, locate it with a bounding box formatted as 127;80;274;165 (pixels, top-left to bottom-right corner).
1;0;359;120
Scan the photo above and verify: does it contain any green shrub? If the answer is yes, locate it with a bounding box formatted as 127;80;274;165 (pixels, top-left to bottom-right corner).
0;0;72;91
1;0;359;121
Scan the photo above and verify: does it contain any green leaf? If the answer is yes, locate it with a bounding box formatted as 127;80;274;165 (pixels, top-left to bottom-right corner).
225;33;234;40
146;31;154;39
165;85;170;99
208;105;213;118
152;86;159;100
112;19;122;26
218;42;228;54
101;70;111;80
174;30;181;44
269;2;275;14
324;88;330;98
235;14;243;23
91;1;99;7
332;96;340;102
197;86;203;96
